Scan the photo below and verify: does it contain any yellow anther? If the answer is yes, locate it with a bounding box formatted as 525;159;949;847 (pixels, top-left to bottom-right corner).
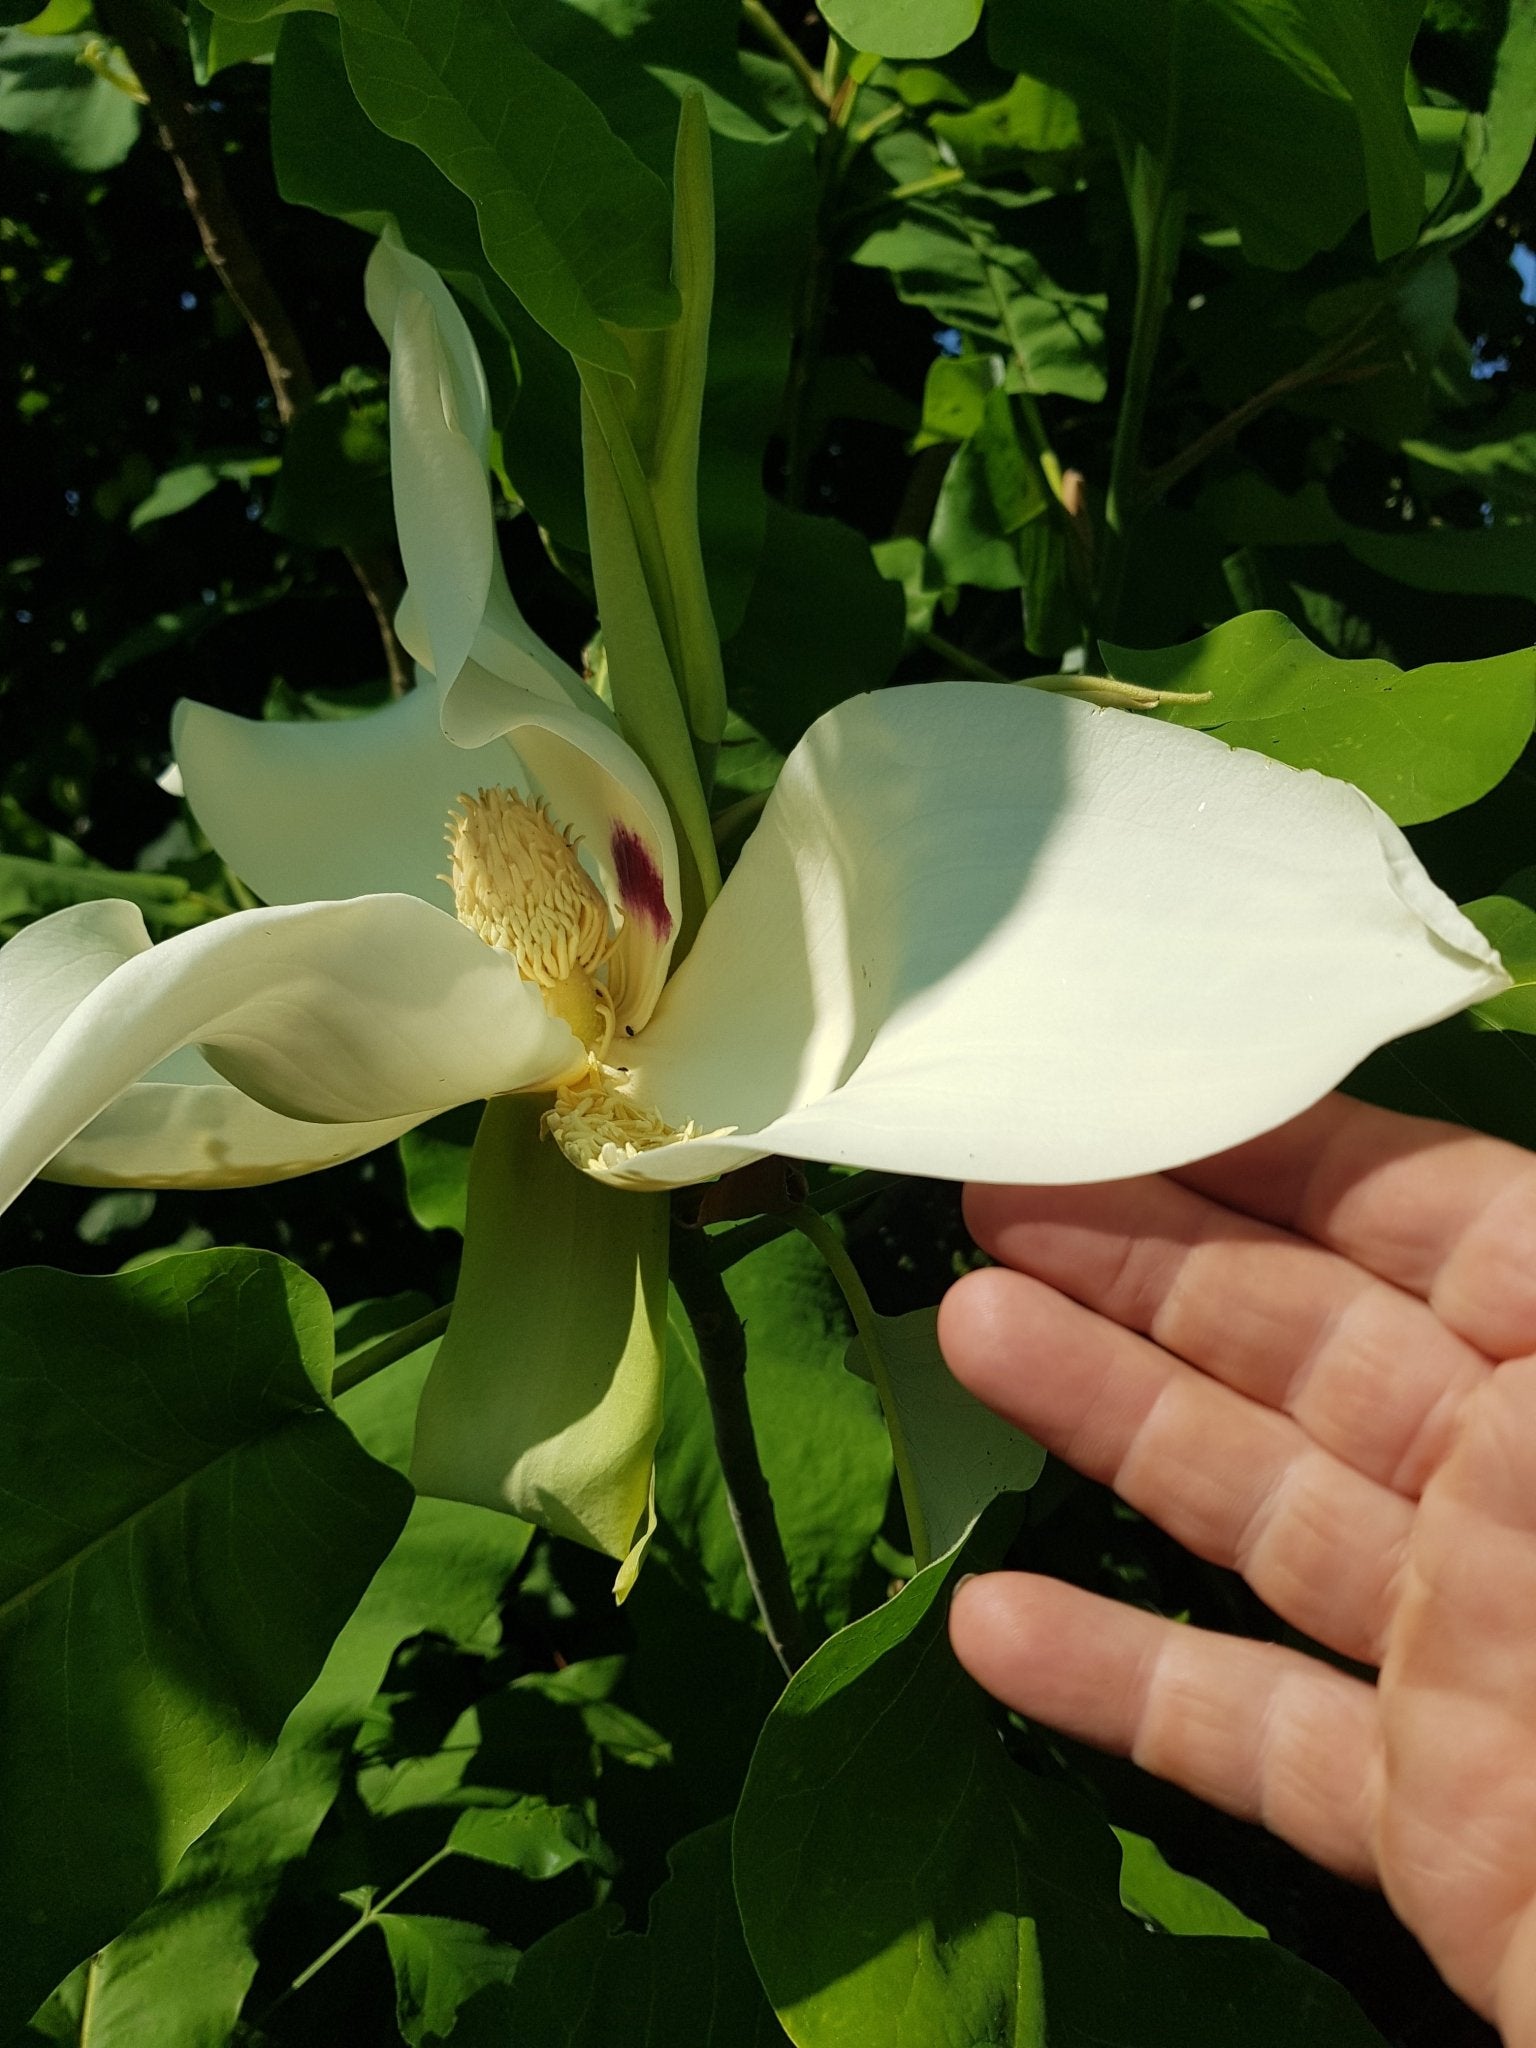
447;788;616;1053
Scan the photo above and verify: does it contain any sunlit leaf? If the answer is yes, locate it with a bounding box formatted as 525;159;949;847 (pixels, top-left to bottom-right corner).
1110;608;1536;824
0;1250;409;2029
734;1511;1387;2046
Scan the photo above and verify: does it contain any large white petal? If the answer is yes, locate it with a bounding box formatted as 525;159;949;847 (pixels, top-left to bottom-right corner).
367;241;493;696
172;683;515;907
0;894;580;1216
365;240;591;739
44;1048;426;1190
598;684;1508;1188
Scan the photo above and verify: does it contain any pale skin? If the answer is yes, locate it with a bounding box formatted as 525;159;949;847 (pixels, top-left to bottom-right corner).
939;1093;1536;2045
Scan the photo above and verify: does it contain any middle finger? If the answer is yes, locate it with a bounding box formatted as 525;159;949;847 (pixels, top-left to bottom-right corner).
963;1174;1491;1498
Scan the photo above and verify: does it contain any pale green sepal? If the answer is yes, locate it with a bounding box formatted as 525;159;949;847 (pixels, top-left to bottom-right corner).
410;1097;669;1598
845;1304;1045;1566
579;380;719;942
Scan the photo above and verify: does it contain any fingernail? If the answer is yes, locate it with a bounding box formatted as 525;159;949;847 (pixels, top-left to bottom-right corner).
951;1573;977;1603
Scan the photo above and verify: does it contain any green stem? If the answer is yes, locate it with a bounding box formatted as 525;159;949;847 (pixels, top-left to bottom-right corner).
278;1849;451;2005
914;628;1010;683
1098;146;1186;640
740;0;829;109
669;1222;808;1676
331;1304;451;1399
712;1167;901;1271
788;1205;932;1571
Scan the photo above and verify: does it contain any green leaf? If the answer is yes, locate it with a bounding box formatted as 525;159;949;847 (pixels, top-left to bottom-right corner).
1104;610;1535;825
1404;392;1536;517
816;0;981;59
1114;1829;1268;1939
0;1249;410;2028
44;1320;534;2048
411;1097;670;1597
127;454;280;531
856;190;1106;401
1349;1010;1536;1150
846;1305;1044;1562
657;1233;892;1633
1426;0;1536;240
507;1819;788;2044
929;72;1085;181
328;0;678;368
734;1512;1387;2045
398;1102;481;1235
1464;870;1536;1033
376;1914;520;2046
448;1799;611;1879
187;0;283;81
1202;476;1536;605
987;0;1424;266
0;852;221;938
0;27;139;170
721;502;905;752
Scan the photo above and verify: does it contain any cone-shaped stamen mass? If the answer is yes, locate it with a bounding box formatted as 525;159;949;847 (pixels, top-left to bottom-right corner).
544;1054;733;1173
449;789;616;1053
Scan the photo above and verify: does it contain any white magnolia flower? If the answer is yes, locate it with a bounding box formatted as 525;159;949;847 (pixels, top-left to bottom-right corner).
0;240;1507;1586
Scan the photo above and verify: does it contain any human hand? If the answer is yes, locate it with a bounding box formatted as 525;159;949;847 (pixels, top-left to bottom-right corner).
940;1093;1536;2044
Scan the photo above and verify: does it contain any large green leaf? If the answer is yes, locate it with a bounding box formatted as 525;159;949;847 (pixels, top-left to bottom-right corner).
1404;392;1536;517
734;1514;1387;2046
1463;870;1536;1033
377;1914;520;2045
855;190;1106;402
845;1305;1044;1564
507;1819;787;2044
324;0;679;368
817;0;981;59
657;1232;892;1633
0;28;139;170
0;1250;409;2029
987;0;1425;266
721;502;905;751
1426;0;1536;240
35;1317;535;2048
1106;610;1535;825
1202;476;1536;605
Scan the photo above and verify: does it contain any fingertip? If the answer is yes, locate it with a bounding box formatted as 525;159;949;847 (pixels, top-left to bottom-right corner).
937;1264;1023;1399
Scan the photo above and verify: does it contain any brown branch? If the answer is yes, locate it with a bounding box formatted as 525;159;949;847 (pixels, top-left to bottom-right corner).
1141;335;1386;507
96;0;411;695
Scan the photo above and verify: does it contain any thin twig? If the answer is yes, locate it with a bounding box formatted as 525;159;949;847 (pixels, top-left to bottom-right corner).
95;0;411;696
1141;333;1386;505
740;0;829;110
331;1303;451;1399
669;1219;808;1677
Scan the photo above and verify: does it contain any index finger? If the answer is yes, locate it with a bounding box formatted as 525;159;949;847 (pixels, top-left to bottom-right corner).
1172;1093;1536;1359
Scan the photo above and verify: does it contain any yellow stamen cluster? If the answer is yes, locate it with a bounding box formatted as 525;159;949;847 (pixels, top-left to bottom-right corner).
544;1056;733;1174
447;788;616;1053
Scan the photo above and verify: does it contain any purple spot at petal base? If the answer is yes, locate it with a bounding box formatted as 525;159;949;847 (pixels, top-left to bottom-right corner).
612;824;673;940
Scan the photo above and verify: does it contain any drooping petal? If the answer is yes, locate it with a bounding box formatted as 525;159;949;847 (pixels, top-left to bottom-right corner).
44;1048;427;1190
172;683;516;907
365;240;591;740
597;684;1509;1188
0;895;581;1216
411;1096;668;1597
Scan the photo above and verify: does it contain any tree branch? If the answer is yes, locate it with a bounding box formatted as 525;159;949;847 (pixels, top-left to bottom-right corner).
670;1219;809;1677
96;0;411;695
